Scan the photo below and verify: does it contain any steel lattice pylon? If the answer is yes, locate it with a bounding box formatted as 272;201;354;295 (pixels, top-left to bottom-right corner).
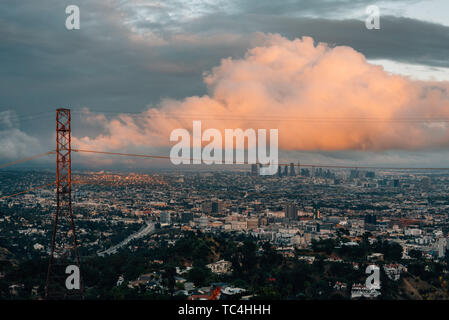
45;108;83;299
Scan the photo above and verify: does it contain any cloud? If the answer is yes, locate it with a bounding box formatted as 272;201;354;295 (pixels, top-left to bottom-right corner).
182;14;449;68
73;34;449;153
2;0;449;167
0;111;42;160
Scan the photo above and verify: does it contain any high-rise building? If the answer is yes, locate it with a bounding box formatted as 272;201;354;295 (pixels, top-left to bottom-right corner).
202;201;212;214
393;179;400;188
246;217;259;230
278;165;282;177
284;166;289;176
160;211;171;224
364;214;377;225
366;171;375;179
212;200;223;214
289;163;296;176
350;170;359;180
285;204;297;221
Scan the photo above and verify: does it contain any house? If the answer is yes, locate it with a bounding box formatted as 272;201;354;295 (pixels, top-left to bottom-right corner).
128;272;160;289
297;256;315;264
174;289;189;297
184;282;195;291
116;275;124;286
367;253;384;262
206;259;232;275
333;281;347;291
9;284;24;296
351;283;381;299
383;264;407;281
176;266;192;275
325;257;344;263
33;243;44;251
174;276;187;284
222;286;246;296
188;293;211;300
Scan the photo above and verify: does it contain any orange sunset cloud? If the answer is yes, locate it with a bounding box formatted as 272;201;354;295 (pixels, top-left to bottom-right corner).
73;34;449;152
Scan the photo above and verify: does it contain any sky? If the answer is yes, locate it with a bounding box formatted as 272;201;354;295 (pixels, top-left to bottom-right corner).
1;0;449;169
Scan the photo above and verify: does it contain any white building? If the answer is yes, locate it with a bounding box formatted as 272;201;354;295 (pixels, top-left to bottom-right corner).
351;284;381;299
437;237;447;258
160;211;171;224
206;260;232;275
384;264;407;281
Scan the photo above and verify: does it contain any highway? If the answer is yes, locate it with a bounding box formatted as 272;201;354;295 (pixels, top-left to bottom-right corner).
97;221;155;257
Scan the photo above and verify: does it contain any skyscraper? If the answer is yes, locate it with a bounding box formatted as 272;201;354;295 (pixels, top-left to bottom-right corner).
212;200;223;214
285;204;297;221
350;169;359;180
393;179;400;188
289;163;296;176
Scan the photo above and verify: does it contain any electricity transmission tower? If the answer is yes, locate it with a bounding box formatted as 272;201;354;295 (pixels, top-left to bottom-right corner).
45;108;83;299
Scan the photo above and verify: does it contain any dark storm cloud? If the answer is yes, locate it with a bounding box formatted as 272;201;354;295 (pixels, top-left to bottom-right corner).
229;0;416;16
181;14;449;68
0;0;252;115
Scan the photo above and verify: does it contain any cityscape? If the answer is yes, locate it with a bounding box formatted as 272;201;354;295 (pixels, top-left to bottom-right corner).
2;165;449;300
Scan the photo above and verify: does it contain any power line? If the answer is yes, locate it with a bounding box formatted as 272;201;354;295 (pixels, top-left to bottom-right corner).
1;111;55;124
0;182;55;200
8;109;449;124
72;149;170;160
72;149;449;171
72;110;449;123
0;151;55;169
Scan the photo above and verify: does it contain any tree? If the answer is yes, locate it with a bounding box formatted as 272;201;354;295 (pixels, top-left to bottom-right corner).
163;266;176;296
187;266;213;287
409;249;422;260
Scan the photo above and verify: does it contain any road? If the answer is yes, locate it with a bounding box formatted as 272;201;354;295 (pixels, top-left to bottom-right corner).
97;221;155;257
